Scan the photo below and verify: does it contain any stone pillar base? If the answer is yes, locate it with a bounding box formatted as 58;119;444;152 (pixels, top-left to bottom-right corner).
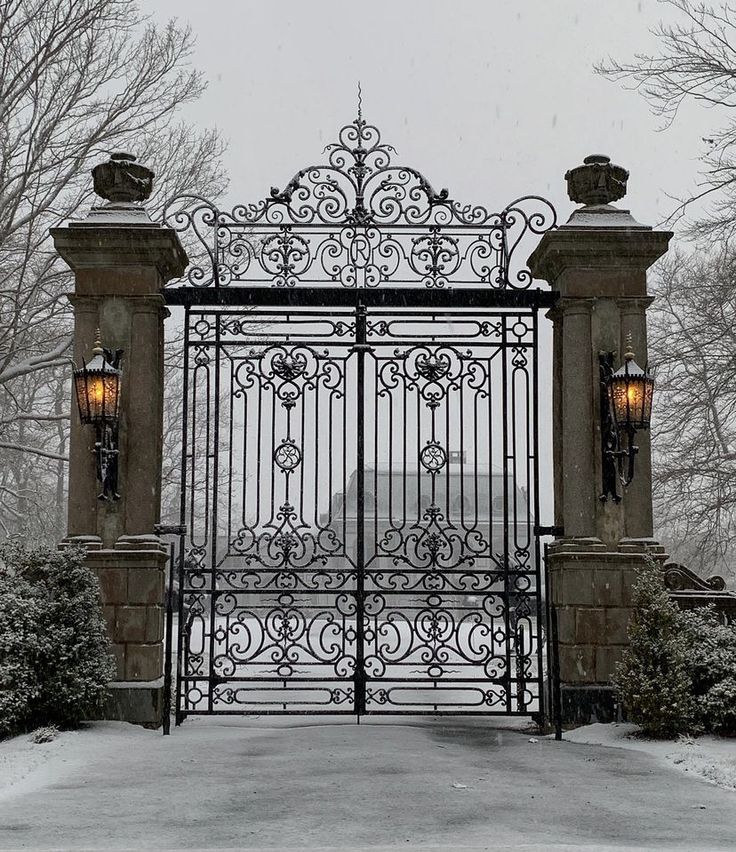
561;685;618;724
103;679;164;729
550;537;667;725
62;534;168;728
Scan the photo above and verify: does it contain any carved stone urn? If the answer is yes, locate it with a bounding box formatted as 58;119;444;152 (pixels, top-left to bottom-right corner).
565;154;629;207
92;152;154;204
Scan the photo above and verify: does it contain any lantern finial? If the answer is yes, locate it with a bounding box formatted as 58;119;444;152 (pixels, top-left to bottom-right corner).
624;331;635;362
92;328;104;357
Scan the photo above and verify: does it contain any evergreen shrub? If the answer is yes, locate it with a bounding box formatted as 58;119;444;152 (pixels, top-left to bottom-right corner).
680;606;736;735
613;554;694;737
0;542;115;738
614;554;736;737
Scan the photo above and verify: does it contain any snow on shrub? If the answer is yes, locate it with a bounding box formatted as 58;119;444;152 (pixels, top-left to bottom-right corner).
0;542;115;737
680;606;736;735
613;554;694;738
30;724;59;744
614;553;736;737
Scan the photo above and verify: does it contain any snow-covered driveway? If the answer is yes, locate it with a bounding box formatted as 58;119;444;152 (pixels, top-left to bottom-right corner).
0;716;734;851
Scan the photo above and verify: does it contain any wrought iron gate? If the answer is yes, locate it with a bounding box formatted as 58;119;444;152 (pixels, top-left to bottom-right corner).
162;113;557;719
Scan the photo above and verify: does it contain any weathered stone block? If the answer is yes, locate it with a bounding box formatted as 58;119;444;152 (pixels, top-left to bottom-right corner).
145;606;164;642
550;568;564;606
561;566;596;606
556;606;576;644
606;607;633;644
576;608;606;644
127;567;164;605
102;605;116;636
125;643;163;681
590;568;623;606
561;685;618;724
96;567;126;604
110;643;125;679
558;644;596;683
596;645;624;682
622;565;639;606
104;681;164;729
116;605;147;643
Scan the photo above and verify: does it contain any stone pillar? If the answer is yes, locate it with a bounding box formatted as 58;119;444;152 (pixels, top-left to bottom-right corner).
528;155;672;722
51;153;187;727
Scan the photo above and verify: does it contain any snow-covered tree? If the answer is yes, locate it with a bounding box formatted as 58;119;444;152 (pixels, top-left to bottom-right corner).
599;0;736;239
648;247;736;585
0;0;227;540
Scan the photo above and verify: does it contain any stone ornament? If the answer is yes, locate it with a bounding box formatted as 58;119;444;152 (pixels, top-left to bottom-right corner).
92;152;154;203
565;154;629;207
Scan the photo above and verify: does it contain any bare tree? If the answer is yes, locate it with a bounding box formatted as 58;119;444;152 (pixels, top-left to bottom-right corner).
598;0;736;238
649;246;736;584
0;0;227;541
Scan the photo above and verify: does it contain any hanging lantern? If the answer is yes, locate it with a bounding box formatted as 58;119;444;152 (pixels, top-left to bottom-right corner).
74;332;121;424
73;330;123;501
607;338;654;432
599;334;655;500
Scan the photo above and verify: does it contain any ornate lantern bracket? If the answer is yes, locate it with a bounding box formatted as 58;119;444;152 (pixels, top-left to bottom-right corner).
73;331;123;501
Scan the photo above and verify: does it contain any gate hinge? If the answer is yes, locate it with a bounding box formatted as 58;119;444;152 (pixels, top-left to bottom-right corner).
533;524;564;537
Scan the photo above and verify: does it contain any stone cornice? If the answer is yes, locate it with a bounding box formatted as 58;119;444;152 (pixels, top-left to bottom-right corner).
528;228;673;285
50;224;188;283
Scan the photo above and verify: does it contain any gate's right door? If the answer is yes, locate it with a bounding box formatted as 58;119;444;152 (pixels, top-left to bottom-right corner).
361;306;544;715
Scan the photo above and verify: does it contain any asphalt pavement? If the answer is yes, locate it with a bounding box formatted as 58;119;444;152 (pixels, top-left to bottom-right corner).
0;716;734;851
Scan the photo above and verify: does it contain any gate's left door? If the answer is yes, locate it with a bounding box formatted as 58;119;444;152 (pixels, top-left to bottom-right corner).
178;306;360;715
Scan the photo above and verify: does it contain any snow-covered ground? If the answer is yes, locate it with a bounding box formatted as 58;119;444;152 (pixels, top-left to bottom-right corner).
562;722;736;792
0;717;734;851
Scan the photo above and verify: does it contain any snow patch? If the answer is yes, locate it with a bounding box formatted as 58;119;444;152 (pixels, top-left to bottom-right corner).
561;722;736;791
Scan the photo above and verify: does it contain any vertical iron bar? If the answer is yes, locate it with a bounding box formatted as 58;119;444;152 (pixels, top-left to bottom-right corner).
532;308;545;723
552;605;563;739
162;538;174;735
501;316;511;712
207;313;222;714
516;620;526;712
546;539;563;739
354;302;367;717
175;307;191;727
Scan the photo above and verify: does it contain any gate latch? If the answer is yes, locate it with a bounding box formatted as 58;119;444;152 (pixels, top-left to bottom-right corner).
154;524;187;536
533;524;564;537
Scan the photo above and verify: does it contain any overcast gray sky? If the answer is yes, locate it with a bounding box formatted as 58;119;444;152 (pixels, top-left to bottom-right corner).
152;0;712;529
152;0;709;232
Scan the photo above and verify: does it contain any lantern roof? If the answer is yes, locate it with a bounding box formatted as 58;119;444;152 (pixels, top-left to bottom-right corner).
612;357;647;380
78;331;121;375
612;337;650;380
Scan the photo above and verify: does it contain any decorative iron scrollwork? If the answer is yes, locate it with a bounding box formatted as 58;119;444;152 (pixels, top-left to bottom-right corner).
415;352;451;381
274;441;302;472
174;290;543;717
163;114;556;290
272;352;308;381
419;442;447;473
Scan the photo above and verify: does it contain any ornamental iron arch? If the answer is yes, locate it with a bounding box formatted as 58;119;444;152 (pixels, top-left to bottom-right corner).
162;113;558;722
162;114;556;291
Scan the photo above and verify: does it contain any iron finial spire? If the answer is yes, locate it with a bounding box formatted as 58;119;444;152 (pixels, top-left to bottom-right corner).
357;80;363;124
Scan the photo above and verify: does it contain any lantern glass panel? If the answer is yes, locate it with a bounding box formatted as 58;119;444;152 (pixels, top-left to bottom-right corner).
73;357;121;424
607;362;654;430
